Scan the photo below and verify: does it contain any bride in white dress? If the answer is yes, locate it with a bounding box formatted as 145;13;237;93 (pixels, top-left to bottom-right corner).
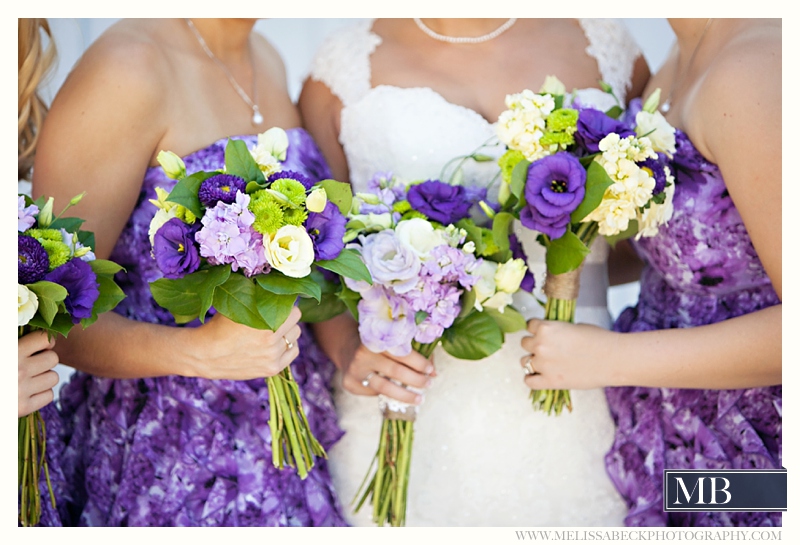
300;18;648;526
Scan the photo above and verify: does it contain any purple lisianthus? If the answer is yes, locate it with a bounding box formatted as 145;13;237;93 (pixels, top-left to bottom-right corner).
357;286;417;357
153;218;201;279
358;230;421;294
18;196;38;232
639;153;669;194
306;201;346;260
574;108;635;154
266;170;313;190
407;181;472;225
45;258;99;323
198;174;247;208
508;233;535;293
520;152;586;240
18;235;50;284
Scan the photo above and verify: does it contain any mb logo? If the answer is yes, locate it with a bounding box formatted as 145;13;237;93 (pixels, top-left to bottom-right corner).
664;469;787;512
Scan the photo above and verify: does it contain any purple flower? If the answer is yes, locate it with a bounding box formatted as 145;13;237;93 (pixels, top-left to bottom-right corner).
575;108;635;154
358;230;421;294
18;196;38;232
508;233;535;293
640;153;670;194
407;181;472;225
520;152;586;240
153;218;201;279
18;235;50;284
266;170;313;190
306;201;346;261
45;258;100;324
357;286;417;357
198;174;247;208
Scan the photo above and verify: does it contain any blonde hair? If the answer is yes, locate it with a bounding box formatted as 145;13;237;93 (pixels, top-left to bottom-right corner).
18;18;55;181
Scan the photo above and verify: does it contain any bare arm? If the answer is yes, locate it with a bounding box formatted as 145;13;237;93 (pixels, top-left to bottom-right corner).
298;77;350;182
522;30;781;390
32;30;301;380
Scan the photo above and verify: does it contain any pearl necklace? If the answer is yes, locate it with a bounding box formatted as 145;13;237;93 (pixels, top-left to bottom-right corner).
413;18;517;44
185;18;263;126
661;18;713;114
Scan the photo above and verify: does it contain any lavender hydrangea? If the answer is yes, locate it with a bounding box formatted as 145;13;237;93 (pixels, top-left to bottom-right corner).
306;201;346;260
18;234;50;284
45;258;99;323
18;196;38;232
198;174;247;208
357;286;417;356
153;218;201;279
520;152;586;239
195;191;269;277
407;181;472;225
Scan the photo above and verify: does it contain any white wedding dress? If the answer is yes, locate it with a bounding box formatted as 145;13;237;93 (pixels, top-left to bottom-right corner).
309;19;641;527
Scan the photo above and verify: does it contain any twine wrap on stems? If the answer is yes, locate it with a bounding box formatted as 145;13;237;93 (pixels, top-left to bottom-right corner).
543;265;583;301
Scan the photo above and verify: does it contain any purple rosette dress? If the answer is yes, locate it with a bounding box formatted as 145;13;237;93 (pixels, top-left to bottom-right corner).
605;107;782;526
57;128;347;527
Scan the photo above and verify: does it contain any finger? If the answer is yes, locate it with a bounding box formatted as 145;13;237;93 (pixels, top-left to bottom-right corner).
277;343;300;371
524;373;551;391
370;374;423;405
521;334;537;353
22;369;60;398
519;354;537;374
20;350;60;378
389;350;435;375
526;318;543;335
274;307;302;338
18;330;54;356
376;358;433;390
20;390;55;417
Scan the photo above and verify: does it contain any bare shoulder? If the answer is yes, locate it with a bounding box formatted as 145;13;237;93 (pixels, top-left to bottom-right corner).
252;32;289;90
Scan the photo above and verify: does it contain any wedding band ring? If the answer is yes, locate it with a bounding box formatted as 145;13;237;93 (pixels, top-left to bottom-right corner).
283;336;294;351
361;372;376;388
523;356;536;376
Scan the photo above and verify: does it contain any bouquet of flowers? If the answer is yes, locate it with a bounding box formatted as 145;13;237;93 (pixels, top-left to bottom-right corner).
147;127;371;479
492;78;676;415
17;193;126;526
310;172;532;526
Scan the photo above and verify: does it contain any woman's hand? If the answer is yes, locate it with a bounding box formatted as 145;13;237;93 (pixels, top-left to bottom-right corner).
187;307;303;380
340;342;435;405
520;318;619;391
18;330;60;417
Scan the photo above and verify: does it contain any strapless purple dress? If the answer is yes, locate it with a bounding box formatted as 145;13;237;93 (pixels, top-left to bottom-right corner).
605;114;782;526
57;129;347;526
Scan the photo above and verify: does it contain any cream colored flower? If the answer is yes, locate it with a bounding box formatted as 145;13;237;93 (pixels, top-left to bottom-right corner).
636;110;676;155
473;261;498;311
148;207;179;246
156;150;187;180
264;225;315;278
540;75;566;96
18;284;38;326
495;258;527;294
395;218;445;260
306;187;328;213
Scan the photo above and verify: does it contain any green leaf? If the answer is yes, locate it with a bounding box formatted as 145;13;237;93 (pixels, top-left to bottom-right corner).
415;311;429;325
225;139;265;183
255;272;321;302
150;265;231;324
317;179;354;215
605;105;624;120
255;290;297;331
167;172;212;219
603;219;639;248
48;216;85;232
471;153;495;162
297;292;347;323
441;311;504;360
455;218;486;256
554;95;564;110
338;285;361;321
28;312;74;338
546;230;591;275
89;259;124;277
90;274;127;316
27;281;66;326
510;158;531;200
570;161;614;223
458;288;476;318
77;229;95;251
484;306;527;334
317;248;372;284
212;274;269;329
246;180;266;194
491;212;515;254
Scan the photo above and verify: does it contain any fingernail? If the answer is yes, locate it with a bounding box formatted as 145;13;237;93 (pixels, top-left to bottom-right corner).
425;365;434;374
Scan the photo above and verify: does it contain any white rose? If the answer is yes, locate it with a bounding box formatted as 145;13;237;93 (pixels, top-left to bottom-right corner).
473;260;498;311
264;225;315;278
350;212;393;232
306;187;328;213
394;218;445;260
635;110;676;155
18;284;38;326
569;87;618;112
481;291;514;313
148;207;178;247
255;127;289;161
495;258;527;294
539;75;566;96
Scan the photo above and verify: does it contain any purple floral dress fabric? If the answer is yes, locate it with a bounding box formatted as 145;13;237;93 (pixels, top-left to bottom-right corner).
57;129;347;526
605;113;782;526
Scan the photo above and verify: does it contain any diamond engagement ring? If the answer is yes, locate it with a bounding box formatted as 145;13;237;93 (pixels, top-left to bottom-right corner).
522;355;536;376
361;372;376;388
283;336;293;351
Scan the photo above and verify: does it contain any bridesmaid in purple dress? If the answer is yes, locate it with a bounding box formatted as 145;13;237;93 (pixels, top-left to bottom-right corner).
519;19;781;526
33;19;346;526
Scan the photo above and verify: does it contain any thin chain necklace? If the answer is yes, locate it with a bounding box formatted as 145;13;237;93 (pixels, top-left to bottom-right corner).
413;18;517;44
185;18;263;126
661;18;713;113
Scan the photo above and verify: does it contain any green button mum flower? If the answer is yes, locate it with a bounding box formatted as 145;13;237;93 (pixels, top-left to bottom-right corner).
270;178;307;207
250;190;285;235
546;108;579;132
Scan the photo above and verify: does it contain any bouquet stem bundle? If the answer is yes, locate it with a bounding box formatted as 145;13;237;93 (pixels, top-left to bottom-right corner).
266;367;326;479
531;222;599;415
353;340;437;527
